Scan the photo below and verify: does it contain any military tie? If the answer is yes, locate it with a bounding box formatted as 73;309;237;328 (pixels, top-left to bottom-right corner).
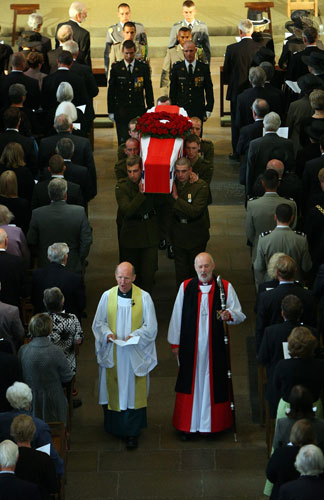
188;63;193;76
128;64;132;74
188;23;192;30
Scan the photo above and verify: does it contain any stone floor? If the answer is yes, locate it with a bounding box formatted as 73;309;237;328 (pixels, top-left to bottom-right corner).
65;57;268;499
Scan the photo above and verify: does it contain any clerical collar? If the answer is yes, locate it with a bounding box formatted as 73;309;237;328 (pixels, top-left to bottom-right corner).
118;288;132;298
198;279;213;286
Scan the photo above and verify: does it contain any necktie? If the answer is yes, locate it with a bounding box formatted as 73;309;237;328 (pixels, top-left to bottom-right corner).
188;63;193;76
188;23;192;30
128;64;132;74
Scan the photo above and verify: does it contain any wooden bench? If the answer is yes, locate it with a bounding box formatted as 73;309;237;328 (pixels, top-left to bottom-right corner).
48;421;67;500
286;0;318;17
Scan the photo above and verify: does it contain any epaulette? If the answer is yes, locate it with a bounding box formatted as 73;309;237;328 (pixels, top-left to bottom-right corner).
173;60;183;66
172;21;183;27
295;230;306;237
248;196;259;202
108;24;118;31
260;230;271;237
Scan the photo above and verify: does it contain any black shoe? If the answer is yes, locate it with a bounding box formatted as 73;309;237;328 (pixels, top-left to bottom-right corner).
180;432;191;441
73;399;82;409
167;245;174;259
228;153;240;162
126;436;138;449
159;239;167;250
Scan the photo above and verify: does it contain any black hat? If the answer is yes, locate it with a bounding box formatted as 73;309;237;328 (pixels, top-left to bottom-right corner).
302;51;324;69
297;73;324;94
304;119;324;141
17;30;42;49
285;10;311;34
248;9;270;26
253;47;275;65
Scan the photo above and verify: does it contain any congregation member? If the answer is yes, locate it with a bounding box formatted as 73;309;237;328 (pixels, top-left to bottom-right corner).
168;1;210;63
48;24;73;74
0;227;28;307
255;255;317;353
104;2;147;76
0;381;63;476
0;285;25;352
286;26;323;82
26;13;52;57
0;204;30;264
19;313;73;426
0;340;21;411
170;41;214;123
115;156;159;293
23;52;47;95
0;142;35;201
168;252;245;440
223;19;260;160
253;204;312;287
0;440;41;499
27;178;92;272
108;39;154;144
55;1;91;67
0;170;31;235
0;83;33;137
169;158;210;287
92;261;158;449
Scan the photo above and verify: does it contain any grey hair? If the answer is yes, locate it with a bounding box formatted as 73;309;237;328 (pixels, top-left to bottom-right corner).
56;138;75;159
0;205;14;225
47;242;69;263
249;66;266;87
27;13;43;30
54;114;72;133
239;19;253;35
57;24;73;44
264;112;281;132
28;313;53;338
295;444;324;476
260;61;275;81
267;252;286;279
43;287;64;313
8;83;26;101
6;382;32;410
55;101;77;122
62;40;79;56
194;252;215;267
0;440;19;468
69;1;85;18
56;82;74;103
48;178;67;202
252;98;269;118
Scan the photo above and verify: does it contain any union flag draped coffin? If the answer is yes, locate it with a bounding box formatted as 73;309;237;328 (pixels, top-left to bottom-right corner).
138;105;189;194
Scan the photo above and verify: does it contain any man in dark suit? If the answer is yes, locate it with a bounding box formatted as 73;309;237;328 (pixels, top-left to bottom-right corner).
32;154;84;209
0;341;21;412
55;137;92;202
0;52;40;110
0;228;28;307
63;39;99;133
41;51;88;112
108;39;154;145
31;242;86;319
55;1;91;67
38;114;97;197
237;98;269;186
0;299;25;352
0;107;37;176
27;178;92;273
47;24;73;74
223;19;260;159
236;66;283;131
286;26;323;82
303;134;324;209
246;112;295;197
170;40;213;124
0;439;41;500
255;255;317;353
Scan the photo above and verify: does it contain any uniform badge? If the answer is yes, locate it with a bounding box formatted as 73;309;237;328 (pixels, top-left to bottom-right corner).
134;76;143;89
188;193;192;203
194;76;204;87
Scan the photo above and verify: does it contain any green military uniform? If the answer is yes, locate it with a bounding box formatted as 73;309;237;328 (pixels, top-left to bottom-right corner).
114;158;127;180
200;139;214;164
115;178;159;292
245;193;297;261
108;40;149;81
104;21;147;74
169;178;210;287
160;44;207;93
191;155;214;204
253;226;312;286
168;19;210;63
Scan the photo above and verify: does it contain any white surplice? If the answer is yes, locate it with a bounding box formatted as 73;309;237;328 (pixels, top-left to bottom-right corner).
168;281;246;432
92;289;158;409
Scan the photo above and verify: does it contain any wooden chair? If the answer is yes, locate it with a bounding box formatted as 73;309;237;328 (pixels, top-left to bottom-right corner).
245;2;274;36
48;421;67;500
286;0;318;18
10;4;40;46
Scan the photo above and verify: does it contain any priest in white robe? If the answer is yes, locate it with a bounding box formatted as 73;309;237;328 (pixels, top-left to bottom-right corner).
168;252;246;439
92;261;158;449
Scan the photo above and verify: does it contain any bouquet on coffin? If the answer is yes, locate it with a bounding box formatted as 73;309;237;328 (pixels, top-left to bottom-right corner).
137;105;191;193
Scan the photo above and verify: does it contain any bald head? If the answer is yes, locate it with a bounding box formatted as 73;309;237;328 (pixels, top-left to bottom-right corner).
266;159;285;178
124;138;139;157
194;252;215;283
57;24;73;44
183;41;197;63
115;261;136;294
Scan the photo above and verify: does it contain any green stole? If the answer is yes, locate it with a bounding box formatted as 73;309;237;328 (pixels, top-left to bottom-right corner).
106;284;147;411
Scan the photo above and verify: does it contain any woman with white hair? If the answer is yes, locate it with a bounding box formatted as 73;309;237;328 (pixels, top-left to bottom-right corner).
278;444;324;499
54;82;86;136
0;204;30;264
27;13;52;55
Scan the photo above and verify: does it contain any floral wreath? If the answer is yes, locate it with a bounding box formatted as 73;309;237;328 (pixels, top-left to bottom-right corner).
136;111;191;139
